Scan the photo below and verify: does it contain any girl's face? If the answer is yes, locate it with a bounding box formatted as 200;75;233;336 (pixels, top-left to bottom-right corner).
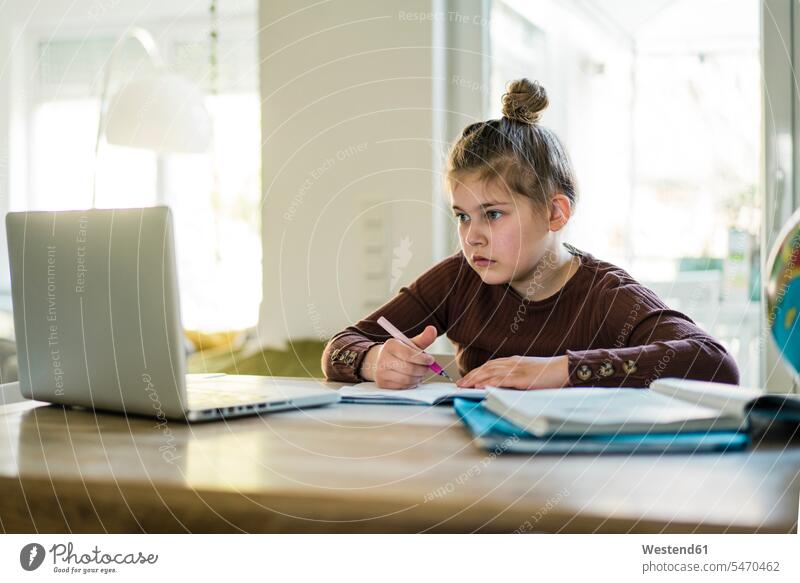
450;174;553;287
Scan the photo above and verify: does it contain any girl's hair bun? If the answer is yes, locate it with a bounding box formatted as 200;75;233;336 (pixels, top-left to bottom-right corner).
501;78;548;124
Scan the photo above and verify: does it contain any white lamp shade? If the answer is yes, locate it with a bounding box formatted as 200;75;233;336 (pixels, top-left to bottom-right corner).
104;73;212;154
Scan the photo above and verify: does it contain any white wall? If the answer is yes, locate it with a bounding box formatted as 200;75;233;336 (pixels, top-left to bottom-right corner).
256;0;486;349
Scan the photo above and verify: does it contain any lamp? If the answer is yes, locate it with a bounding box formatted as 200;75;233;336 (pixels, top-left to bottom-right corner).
92;28;212;207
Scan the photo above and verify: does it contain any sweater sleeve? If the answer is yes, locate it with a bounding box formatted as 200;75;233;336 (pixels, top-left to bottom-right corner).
321;253;461;383
564;282;740;388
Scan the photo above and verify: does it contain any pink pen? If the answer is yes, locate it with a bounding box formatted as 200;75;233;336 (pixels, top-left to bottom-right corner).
376;316;453;381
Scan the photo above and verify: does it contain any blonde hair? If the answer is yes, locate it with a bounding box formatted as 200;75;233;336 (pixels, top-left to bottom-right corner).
446;78;578;211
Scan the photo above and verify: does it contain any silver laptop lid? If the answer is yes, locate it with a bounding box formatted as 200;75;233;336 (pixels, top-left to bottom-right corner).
6;206;188;418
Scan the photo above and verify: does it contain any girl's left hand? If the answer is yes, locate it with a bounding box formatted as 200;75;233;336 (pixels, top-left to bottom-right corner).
456;355;569;390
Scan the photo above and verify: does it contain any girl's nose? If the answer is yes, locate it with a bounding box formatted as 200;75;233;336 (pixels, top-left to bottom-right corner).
466;226;487;247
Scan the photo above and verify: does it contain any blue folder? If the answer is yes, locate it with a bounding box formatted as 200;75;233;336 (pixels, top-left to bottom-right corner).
453;398;750;455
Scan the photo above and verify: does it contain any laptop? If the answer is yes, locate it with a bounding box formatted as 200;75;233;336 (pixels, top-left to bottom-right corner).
5;206;340;422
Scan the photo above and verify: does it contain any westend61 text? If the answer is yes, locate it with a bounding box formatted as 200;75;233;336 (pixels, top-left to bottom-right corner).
642;544;708;555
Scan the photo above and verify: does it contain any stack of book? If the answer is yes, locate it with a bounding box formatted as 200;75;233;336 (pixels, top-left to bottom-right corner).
452;378;800;454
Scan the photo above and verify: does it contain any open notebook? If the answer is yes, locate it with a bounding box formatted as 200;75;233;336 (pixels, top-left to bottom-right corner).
483;379;766;437
650;378;800;424
484;378;800;437
339;382;485;405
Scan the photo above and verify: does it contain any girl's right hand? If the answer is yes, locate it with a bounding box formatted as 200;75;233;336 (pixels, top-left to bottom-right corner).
360;325;439;389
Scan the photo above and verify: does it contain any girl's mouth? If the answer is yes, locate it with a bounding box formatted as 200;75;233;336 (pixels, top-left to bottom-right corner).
473;256;496;267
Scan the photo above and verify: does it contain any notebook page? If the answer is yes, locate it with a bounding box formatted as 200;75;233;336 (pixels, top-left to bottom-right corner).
649;378;761;417
486;387;730;427
340;382;485;404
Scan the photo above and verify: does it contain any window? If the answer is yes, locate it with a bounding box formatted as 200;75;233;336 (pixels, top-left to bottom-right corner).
26;14;261;332
490;0;761;384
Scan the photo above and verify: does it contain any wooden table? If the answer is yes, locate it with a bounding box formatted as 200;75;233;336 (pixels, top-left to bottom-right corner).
1;378;798;533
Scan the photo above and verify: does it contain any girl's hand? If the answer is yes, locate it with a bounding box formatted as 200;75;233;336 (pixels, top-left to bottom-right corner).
361;325;438;389
456;355;569;389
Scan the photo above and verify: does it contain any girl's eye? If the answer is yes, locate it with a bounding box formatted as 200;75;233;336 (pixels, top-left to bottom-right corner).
455;213;469;223
487;210;503;220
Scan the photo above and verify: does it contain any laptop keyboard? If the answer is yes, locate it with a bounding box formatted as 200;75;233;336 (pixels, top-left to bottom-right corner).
186;378;282;410
188;390;271;409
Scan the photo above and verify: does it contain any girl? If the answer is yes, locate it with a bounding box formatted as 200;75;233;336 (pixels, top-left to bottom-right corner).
322;79;739;390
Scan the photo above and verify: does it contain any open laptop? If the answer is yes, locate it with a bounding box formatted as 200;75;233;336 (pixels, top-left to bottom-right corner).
5;206;339;421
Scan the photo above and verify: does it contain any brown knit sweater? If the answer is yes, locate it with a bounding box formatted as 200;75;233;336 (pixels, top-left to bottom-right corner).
321;242;740;387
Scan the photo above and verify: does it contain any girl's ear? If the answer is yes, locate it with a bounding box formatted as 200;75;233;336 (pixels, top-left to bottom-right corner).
548;194;572;232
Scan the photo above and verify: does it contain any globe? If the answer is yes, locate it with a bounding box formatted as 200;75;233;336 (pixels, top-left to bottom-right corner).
766;208;800;378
